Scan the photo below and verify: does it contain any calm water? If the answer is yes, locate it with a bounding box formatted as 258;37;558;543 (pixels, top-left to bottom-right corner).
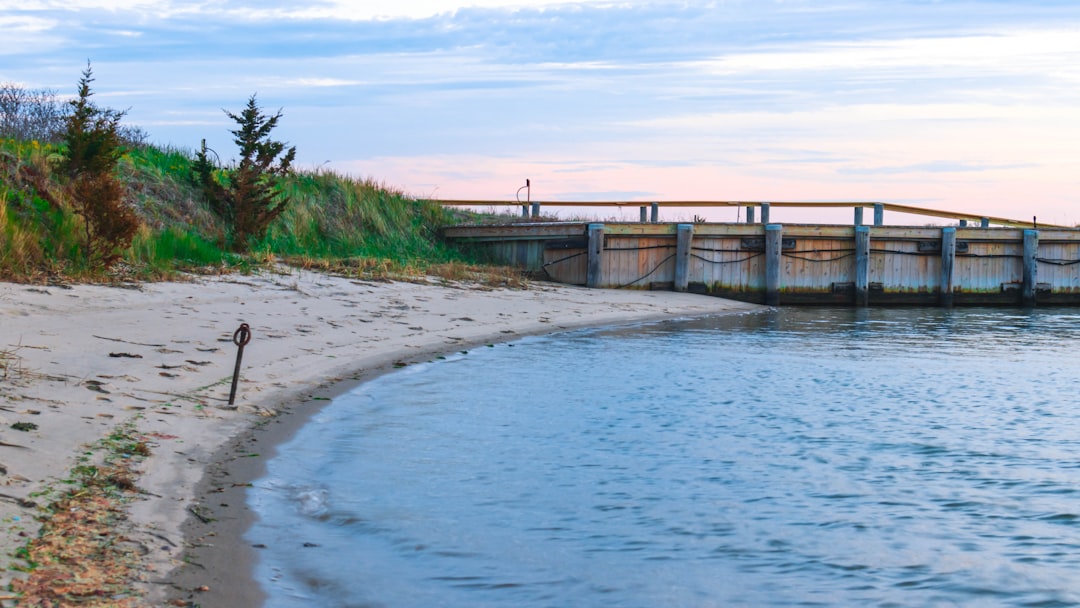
249;307;1080;607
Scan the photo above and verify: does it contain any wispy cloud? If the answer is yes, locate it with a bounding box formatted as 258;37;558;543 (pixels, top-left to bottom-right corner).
842;161;1039;176
4;1;1080;221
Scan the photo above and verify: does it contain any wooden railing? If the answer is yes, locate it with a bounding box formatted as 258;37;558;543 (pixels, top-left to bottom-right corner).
425;199;1065;229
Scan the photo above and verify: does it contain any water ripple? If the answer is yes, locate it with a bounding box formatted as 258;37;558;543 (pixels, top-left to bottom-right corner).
250;307;1080;607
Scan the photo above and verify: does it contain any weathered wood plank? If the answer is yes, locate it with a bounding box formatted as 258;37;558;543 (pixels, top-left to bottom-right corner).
587;224;604;288
941;227;956;307
433;199;1068;228
443;223;588;239
445;221;1080;305
674;224;694;292
1023;229;1039;306
765;224;782;306
855;226;870;306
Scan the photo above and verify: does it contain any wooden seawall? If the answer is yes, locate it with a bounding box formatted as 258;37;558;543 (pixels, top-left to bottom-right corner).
443;222;1080;306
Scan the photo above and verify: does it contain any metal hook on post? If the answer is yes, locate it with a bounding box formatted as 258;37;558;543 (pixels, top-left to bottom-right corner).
517;179;531;218
228;323;252;406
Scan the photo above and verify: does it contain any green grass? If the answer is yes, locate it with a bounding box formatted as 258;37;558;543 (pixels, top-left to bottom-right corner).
261;172;462;264
0;139;494;282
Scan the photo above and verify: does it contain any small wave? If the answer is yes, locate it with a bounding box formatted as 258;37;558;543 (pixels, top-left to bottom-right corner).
293;486;330;518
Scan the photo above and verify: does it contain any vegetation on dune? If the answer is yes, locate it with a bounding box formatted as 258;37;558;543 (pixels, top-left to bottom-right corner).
0;65;526;606
0;68;511;284
193;94;296;251
61;63;140;268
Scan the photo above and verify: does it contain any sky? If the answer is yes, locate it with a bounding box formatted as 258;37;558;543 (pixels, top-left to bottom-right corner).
3;0;1080;225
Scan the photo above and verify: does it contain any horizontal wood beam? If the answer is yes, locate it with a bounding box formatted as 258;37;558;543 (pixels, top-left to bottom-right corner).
427;199;1069;228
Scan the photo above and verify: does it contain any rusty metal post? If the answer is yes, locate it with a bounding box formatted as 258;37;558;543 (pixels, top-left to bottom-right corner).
228;323;252;406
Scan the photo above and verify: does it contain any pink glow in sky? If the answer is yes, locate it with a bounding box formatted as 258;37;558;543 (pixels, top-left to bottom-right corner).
4;1;1080;225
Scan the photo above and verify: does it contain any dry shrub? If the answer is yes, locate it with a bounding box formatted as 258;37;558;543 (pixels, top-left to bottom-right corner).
286;256;405;280
70;173;139;268
12;462;144;607
427;262;530;289
0;347;23;380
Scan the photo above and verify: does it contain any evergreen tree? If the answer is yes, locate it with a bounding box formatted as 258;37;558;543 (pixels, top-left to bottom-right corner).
196;94;295;250
61;62;138;268
62;64;126;178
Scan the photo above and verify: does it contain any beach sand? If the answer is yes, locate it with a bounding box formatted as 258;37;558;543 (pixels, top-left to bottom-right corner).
0;269;759;606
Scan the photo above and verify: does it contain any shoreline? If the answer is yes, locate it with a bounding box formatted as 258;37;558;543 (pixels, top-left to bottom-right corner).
0;269;760;607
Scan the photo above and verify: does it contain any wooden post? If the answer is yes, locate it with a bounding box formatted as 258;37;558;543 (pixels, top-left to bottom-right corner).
854;207;864;226
674;223;694;292
587;223;605;288
874;203;884;226
940;227;956;308
531;202;540;218
640;206;648;223
650;202;659;223
855;225;870;307
761;203;770;224
747;206;756;224
959;219;967;227
1022;229;1038;306
521;205;529;218
981;217;990;228
765;224;782;306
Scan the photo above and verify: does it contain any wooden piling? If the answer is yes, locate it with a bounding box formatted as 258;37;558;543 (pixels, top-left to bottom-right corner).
531;202;540;218
761;203;771;224
940;227;956;307
674;223;694;292
640;206;648;223
587;223;605;288
651;202;659;223
765;224;782;306
1022;229;1038;306
855;226;870;307
747;206;756;224
444;222;1080;306
874;203;884;226
854;207;864;226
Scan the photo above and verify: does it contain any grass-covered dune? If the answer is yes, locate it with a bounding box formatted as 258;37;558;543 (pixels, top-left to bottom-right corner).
0;137;503;283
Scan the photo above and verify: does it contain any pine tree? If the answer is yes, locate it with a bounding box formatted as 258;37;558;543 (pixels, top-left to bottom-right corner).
62;64;126;178
61;62;138;268
196;95;296;250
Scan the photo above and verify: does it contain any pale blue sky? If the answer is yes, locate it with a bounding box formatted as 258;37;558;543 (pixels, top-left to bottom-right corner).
3;1;1080;224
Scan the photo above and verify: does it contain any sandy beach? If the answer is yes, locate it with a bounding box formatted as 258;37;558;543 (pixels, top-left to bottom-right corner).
0;268;759;606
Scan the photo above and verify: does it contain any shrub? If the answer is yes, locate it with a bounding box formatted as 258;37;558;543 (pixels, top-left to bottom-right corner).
0;83;66;142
